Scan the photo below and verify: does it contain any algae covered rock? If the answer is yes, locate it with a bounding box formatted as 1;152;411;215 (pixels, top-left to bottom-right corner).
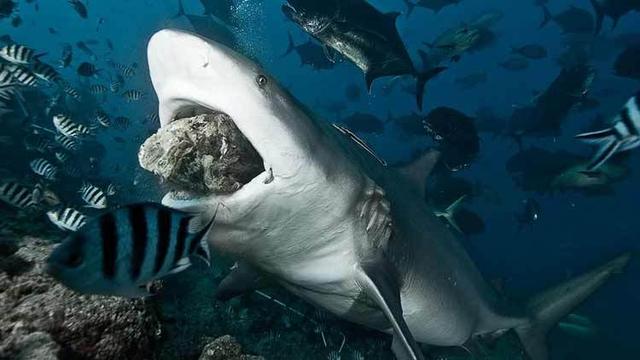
0;236;161;360
199;335;264;360
138;113;263;194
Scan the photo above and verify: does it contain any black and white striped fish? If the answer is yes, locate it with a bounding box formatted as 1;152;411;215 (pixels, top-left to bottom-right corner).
0;44;39;64
576;92;640;171
122;89;143;102
0;64;15;86
110;76;123;93
55;134;80;151
45;203;216;297
55;151;70;163
0;181;38;209
47;207;86;231
79;182;107;209
32;61;61;83
95;109;111;127
24;134;51;153
110;61;137;78
89;84;108;95
30;158;58;180
62;84;80;100
7;65;38;87
53;114;91;138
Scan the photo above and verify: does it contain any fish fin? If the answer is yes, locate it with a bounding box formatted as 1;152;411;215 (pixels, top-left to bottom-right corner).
216;261;266;301
417;50;429;69
589;0;604;34
397;149;441;198
168;257;192;274
539;5;552;29
193;235;211;266
445;194;466;214
587;139;621;171
357;254;425;360
365;71;376;93
282;32;296;58
575;127;615;143
515;253;630;360
415;66;446;110
34;52;48;61
172;0;185;19
322;45;336;63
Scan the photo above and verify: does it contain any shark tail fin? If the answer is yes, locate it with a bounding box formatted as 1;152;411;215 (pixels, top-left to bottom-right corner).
515;253;631;360
172;0;186;19
282;32;296;58
539;5;552;29
415;64;446;110
589;0;605;34
403;0;416;17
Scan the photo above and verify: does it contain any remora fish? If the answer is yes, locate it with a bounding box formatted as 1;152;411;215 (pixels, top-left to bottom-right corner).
282;0;445;109
141;29;631;360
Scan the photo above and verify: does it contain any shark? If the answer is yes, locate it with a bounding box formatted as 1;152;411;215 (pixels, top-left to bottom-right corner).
146;29;630;360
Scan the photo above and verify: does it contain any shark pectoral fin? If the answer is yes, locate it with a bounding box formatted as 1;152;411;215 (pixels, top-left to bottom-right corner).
216;261;266;301
397;149;441;198
357;256;425;360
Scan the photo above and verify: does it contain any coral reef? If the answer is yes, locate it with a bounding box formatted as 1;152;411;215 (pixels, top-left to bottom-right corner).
199;335;263;360
0;235;160;360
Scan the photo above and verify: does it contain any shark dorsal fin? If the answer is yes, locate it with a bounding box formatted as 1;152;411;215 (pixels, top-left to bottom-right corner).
398;149;441;198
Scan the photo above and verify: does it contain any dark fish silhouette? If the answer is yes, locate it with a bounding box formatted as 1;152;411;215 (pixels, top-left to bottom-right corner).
68;0;87;19
199;0;235;25
282;32;335;71
423;107;479;171
77;62;99;77
512;44;548;59
500;57;529;71
341;112;385;135
174;0;237;50
614;44;640;80
283;0;445;110
403;0;463;16
590;0;640;34
540;6;595;34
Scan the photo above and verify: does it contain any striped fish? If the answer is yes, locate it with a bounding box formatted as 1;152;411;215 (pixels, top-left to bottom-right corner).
122;89;143;102
89;84;108;95
45;203;216;297
0;44;38;64
576;92;640;171
32;61;61;83
110;76;123;93
55;151;70;163
7;65;38;87
79;182;107;209
24;134;51;153
62;84;80;100
30;158;58;180
95;109;111;127
47;207;86;231
0;181;38;209
110;61;137;78
55;134;80;151
53;114;91;138
0;64;15;86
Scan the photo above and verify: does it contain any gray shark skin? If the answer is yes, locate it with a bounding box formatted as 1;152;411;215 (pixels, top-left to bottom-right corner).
145;29;631;360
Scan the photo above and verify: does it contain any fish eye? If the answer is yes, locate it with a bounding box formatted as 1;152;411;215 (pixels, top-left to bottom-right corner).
256;75;268;88
64;252;84;268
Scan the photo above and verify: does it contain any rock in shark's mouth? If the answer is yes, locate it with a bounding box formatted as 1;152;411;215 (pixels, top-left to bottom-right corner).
138;107;264;197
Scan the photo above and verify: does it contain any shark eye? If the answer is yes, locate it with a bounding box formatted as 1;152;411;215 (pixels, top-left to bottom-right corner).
64;252;84;268
256;75;268;88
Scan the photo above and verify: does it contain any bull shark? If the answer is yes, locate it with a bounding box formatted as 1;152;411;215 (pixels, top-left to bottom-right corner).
146;29;630;360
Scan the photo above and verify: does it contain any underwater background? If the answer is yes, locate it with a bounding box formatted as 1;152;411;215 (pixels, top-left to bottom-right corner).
0;0;639;359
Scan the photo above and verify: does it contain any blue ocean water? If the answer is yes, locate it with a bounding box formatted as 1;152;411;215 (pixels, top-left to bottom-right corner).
0;0;639;359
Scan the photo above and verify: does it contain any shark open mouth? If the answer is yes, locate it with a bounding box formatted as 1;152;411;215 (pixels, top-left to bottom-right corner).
138;105;265;199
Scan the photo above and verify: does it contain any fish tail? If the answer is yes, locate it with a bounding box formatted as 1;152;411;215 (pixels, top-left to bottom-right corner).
172;0;185;19
415;66;446;110
589;0;605;34
539;5;552;29
282;32;295;58
514;253;631;360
